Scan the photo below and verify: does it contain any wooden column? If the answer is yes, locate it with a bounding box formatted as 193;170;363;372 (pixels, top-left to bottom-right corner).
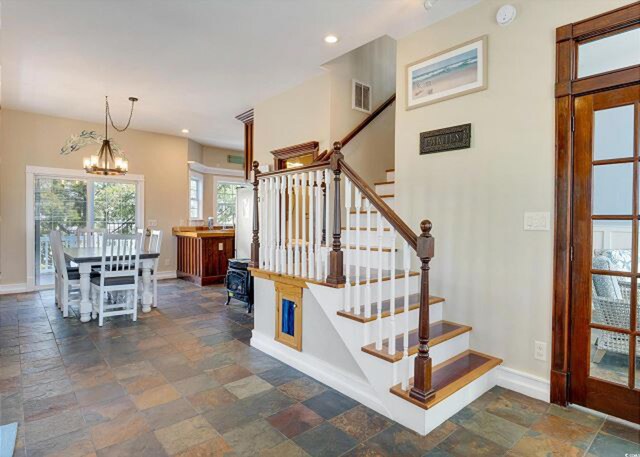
326;142;346;285
250;161;261;268
236;109;254;181
410;220;436;403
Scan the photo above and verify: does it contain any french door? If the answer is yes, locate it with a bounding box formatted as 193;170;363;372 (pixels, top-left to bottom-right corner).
570;84;640;422
32;172;141;286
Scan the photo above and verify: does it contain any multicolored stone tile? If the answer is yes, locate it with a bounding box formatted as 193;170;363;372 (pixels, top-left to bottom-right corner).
329;405;392;441
302;390;359;420
223;418;287;456
293;422;358;457
278;377;327;402
266;403;324;438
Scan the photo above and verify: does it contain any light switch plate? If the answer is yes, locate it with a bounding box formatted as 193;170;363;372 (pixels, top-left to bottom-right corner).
524;212;550;231
534;341;547;361
218;243;223;250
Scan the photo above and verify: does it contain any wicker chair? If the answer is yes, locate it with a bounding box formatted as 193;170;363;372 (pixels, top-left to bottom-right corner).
591;255;629;363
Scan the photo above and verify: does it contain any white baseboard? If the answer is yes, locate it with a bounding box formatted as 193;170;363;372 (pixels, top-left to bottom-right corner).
156;270;177;280
497;366;550;402
251;331;388;415
0;283;28;295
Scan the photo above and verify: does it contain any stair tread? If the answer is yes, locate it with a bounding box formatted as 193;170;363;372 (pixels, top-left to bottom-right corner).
390;350;502;410
350;209;379;214
337;293;445;323
375;180;395;185
344;245;396;252
342;227;392;232
385;168;395;173
361;321;472;362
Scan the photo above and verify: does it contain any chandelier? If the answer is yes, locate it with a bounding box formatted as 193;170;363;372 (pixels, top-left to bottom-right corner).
60;96;138;175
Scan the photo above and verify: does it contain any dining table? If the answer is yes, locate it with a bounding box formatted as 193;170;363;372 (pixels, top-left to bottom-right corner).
63;246;160;323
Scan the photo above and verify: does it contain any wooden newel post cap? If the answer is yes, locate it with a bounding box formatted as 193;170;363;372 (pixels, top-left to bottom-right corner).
252;161;260;171
333;141;342;152
417;219;434;259
420;220;432;235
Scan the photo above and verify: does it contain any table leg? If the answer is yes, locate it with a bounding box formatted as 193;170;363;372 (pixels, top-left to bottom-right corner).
141;261;153;313
79;263;92;323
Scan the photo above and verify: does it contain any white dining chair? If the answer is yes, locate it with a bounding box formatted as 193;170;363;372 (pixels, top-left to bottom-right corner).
76;227;105;248
138;229;162;307
91;233;142;327
50;230;81;318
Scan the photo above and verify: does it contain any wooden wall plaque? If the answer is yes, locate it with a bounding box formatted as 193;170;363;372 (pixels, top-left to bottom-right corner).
420;123;471;154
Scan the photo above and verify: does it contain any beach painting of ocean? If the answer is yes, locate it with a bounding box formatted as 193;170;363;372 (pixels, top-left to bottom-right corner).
407;36;487;109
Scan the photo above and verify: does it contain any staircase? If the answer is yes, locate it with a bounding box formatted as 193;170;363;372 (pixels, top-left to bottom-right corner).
249;143;502;435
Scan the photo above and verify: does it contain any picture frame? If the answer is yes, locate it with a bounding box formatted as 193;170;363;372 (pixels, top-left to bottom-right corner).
406;35;488;110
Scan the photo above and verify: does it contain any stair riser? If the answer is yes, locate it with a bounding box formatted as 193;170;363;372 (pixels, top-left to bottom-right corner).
346;274;420;302
386;170;395;181
348;213;387;229
344;250;395;269
359;304;444;342
361;195;395;207
342;231;396;248
375;183;394;195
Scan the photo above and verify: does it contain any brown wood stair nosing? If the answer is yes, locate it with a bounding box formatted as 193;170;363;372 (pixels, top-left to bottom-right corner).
343;245;396;252
389;350;502;410
374;180;395;186
350;271;420;287
337;294;445;323
385;168;395;173
342;227;392;232
361;321;472;363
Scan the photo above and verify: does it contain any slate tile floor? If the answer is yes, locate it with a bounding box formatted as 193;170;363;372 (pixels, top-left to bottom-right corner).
0;280;638;456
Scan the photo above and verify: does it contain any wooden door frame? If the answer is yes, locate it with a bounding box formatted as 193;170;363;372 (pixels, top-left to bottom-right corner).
552;1;640;406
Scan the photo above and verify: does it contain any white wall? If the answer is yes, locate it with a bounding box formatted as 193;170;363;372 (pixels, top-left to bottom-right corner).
394;0;634;381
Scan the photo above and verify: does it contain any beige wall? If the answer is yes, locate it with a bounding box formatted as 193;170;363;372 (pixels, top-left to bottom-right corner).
0;109;189;286
202;145;243;170
254;73;332;167
394;0;633;380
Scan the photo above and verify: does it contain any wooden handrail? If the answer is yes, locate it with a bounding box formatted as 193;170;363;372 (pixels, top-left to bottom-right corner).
338;156;418;251
257;162;330;179
341;93;396;148
319;93;396;164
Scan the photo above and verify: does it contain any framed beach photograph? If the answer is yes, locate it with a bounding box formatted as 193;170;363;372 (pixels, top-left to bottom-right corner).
406;35;488;110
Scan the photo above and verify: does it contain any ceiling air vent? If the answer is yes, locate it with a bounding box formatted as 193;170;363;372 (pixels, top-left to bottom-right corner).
352;80;371;114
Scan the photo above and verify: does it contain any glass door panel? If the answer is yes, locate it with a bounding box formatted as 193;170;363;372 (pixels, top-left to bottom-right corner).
34;177;87;285
93;181;137;234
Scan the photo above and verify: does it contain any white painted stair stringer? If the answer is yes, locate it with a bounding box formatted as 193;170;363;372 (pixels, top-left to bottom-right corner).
307;283;499;435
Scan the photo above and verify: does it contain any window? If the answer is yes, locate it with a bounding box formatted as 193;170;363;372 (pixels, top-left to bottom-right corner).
215;178;248;226
189;172;203;220
31;172;142;286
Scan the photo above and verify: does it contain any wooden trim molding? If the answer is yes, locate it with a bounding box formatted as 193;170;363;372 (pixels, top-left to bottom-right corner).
551;1;640;407
271;141;319;170
236;109;254;180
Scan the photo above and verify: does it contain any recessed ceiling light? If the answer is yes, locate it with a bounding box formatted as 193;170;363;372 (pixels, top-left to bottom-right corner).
324;35;338;44
181;128;190;134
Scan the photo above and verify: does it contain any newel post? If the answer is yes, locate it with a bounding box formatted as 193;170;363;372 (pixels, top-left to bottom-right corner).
410;220;436;403
325;142;346;285
249;161;261;268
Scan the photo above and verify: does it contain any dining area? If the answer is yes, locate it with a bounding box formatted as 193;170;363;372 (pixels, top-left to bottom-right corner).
49;227;163;326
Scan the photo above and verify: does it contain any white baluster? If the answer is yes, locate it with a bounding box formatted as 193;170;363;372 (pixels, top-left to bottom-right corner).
294;173;301;276
401;240;410;390
301;173;307;278
280;175;287;273
344;178;352;312
308;171;315;279
315;170;323;281
323;169;331;280
287;174;294;275
388;227;397;356
364;199;372;319
269;177;275;271
259;178;266;269
273;177;280;273
376;212;383;350
353;189;362;315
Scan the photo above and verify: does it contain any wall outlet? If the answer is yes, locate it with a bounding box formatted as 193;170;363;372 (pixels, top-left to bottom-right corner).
534;341;547;361
148;219;158;227
218;243;224;251
524;212;550;231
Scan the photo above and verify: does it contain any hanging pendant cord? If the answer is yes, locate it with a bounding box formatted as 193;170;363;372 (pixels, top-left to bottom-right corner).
105;96;137;133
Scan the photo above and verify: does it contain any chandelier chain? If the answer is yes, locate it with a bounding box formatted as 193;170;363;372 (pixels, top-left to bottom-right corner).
105;96;137;133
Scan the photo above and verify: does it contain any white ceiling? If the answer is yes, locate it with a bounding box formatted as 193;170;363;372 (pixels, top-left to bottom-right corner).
0;0;478;150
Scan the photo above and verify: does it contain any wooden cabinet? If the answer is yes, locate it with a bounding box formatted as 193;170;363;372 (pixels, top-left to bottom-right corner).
174;229;235;286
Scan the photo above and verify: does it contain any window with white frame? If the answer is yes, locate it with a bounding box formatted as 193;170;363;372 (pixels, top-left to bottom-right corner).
214;176;249;226
189;172;204;220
